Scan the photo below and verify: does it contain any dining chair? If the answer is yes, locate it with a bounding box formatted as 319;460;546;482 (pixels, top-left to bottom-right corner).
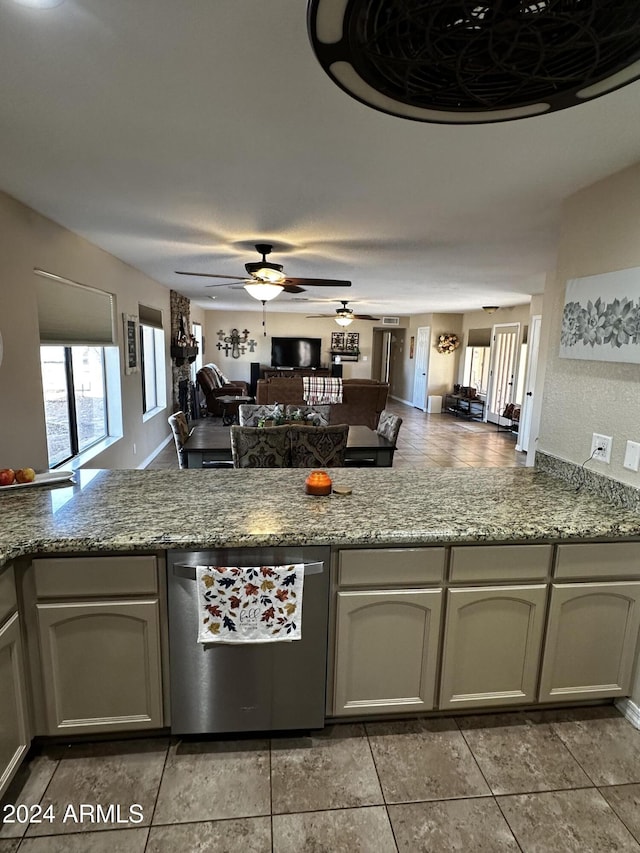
168;411;190;469
230;425;291;468
289;424;349;468
285;404;331;426
377;410;403;446
238;403;285;426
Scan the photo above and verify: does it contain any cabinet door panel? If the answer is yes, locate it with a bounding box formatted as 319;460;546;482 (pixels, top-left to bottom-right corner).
0;613;30;798
333;588;442;715
37;599;163;734
539;582;640;702
439;585;546;710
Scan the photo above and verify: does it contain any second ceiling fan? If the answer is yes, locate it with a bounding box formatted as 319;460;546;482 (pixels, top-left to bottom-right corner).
306;300;380;326
176;243;351;302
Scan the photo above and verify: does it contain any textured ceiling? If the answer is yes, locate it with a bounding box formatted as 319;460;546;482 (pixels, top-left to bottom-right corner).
1;0;639;317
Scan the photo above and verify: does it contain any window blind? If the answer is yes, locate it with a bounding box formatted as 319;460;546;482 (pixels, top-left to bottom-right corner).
467;328;492;347
138;304;163;329
35;269;116;346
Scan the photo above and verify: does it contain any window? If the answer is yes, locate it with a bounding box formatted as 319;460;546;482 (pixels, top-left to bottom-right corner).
139;308;166;416
40;345;109;467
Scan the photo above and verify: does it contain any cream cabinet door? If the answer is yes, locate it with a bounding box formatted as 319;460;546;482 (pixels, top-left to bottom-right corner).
37;599;163;735
539;581;640;702
439;585;547;710
333;588;442;715
0;613;30;798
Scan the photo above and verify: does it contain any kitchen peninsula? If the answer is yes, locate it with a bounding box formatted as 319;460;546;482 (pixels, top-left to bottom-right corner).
1;466;640;798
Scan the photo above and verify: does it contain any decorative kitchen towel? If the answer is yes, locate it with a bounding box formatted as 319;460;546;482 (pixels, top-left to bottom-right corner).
196;564;304;644
302;376;343;404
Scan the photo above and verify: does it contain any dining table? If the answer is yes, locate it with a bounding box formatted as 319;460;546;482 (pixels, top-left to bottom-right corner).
182;419;395;468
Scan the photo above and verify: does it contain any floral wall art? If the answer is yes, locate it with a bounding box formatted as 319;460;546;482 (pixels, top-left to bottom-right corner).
560;267;640;364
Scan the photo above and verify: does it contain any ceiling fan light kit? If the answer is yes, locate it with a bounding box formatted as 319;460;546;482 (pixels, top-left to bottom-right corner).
243;282;284;302
307;0;640;124
335;314;354;326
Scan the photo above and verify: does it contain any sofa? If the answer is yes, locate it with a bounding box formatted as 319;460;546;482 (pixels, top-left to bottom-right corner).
196;364;250;417
255;377;389;429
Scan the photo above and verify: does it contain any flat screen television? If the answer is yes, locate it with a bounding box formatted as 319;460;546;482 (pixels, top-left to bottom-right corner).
271;336;322;369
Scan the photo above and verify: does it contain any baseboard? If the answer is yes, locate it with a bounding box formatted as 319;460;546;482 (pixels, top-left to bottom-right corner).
389;394;414;407
138;435;173;469
615;698;640;729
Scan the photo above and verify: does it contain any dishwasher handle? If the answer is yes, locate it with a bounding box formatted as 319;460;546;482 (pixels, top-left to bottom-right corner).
172;561;325;580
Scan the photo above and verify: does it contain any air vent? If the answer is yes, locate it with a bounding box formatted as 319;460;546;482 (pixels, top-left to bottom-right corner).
382;317;400;326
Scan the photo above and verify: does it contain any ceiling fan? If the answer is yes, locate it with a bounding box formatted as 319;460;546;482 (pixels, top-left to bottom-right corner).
175;243;351;302
306;300;380;326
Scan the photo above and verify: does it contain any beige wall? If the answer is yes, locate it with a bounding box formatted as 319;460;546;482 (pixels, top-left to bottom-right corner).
202;310;382;382
0;191;186;470
537;161;640;488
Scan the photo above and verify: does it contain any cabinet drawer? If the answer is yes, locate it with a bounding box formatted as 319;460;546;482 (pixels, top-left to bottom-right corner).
450;545;551;583
338;548;445;587
555;542;640;580
0;566;17;626
33;556;158;598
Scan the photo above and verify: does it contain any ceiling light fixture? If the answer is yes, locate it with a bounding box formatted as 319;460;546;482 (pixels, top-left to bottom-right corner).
14;0;65;7
482;306;499;314
243;282;284;302
307;0;640;124
245;243;287;284
335;314;354;327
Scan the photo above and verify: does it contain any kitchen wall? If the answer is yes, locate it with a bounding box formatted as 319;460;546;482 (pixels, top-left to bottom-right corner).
537;161;640;489
0;191;200;470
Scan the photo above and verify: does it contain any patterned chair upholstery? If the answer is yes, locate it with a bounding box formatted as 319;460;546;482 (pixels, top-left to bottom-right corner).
288;424;349;468
168;411;190;469
285;405;331;426
230;425;291;468
377;410;403;445
238;404;284;426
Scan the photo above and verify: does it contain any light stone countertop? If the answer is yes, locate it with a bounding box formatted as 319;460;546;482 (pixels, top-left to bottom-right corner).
0;467;639;567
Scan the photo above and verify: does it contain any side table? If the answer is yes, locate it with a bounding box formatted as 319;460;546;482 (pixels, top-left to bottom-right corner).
217;395;254;426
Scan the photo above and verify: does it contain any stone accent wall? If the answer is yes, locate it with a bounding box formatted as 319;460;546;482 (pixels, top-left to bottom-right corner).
170;289;195;414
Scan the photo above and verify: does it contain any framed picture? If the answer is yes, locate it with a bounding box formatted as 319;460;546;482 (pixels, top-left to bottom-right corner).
331;331;346;351
559;267;640;364
123;313;139;374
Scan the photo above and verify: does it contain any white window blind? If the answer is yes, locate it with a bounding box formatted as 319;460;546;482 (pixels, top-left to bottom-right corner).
138;304;163;329
34;268;116;346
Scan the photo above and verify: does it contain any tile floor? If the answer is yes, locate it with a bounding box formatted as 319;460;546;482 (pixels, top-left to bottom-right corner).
147;399;527;470
2;706;640;851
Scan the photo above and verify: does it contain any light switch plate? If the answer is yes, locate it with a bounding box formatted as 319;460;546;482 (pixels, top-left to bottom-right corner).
623;440;640;472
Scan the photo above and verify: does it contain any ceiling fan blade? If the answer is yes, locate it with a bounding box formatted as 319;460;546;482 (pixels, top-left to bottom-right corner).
305;314;334;318
281;284;307;294
203;281;246;288
284;278;351;287
353;314;381;320
175;271;247;280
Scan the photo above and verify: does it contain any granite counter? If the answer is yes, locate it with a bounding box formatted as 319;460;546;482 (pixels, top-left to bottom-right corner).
1;467;639;566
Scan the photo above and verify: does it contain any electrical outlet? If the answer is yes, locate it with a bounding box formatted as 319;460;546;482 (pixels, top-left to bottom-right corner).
591;433;612;464
623;440;640;472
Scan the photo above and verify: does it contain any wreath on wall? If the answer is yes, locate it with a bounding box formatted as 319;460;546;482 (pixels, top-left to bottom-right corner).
436;333;460;354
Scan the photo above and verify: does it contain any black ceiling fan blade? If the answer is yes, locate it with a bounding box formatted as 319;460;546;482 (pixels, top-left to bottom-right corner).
175;271;247;280
353;314;381;320
281;284;307;294
284;278;351;287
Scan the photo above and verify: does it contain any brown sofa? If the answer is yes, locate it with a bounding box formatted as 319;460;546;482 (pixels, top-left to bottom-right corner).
255;377;389;429
196;364;249;417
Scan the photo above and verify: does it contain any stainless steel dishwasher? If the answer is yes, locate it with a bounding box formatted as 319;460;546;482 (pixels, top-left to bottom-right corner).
167;546;330;734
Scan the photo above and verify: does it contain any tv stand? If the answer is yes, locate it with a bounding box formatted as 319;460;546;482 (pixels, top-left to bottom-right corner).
263;367;330;379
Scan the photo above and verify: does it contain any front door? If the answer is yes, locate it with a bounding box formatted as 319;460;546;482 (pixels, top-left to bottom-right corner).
412;326;430;411
486;323;520;425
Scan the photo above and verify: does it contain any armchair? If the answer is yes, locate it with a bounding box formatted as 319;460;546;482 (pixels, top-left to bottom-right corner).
196;364;249;417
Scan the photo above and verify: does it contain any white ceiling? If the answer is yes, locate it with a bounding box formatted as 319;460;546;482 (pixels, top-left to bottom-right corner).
1;0;640;318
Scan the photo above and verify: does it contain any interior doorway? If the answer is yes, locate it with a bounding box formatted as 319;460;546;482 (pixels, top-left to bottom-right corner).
412;326;431;411
517;315;541;458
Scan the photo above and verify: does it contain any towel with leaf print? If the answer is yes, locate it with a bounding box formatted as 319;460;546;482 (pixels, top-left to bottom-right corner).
195;564;304;643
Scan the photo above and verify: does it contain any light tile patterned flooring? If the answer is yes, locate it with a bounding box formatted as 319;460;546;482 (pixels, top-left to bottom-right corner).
2;706;640;851
146;398;528;470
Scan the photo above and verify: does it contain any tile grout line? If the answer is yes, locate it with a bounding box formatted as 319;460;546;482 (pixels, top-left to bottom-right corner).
363;722;400;853
141;737;170;853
